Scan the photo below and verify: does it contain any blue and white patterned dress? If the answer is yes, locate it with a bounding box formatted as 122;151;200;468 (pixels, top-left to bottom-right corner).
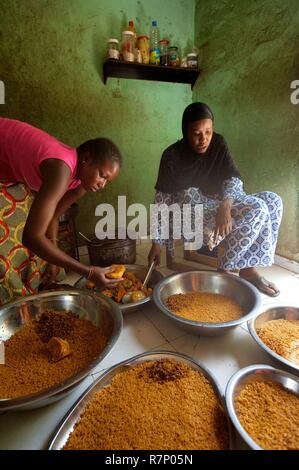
151;177;283;270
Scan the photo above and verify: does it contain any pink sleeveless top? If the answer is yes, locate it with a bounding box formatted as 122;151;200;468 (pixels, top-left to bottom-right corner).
0;118;81;191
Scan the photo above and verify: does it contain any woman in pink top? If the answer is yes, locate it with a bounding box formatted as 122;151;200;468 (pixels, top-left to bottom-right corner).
0;118;123;305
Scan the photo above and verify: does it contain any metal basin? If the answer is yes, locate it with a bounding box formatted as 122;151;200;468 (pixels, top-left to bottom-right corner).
75;264;164;313
226;364;299;450
248;305;299;375
0;289;122;411
153;271;262;336
48;350;234;450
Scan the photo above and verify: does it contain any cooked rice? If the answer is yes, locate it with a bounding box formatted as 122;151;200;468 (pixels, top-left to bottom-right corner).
257;319;299;365
63;359;230;450
0;310;107;398
236;380;299;450
166;292;243;322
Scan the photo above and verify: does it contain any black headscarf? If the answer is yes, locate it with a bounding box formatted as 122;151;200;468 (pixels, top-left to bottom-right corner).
155;102;241;197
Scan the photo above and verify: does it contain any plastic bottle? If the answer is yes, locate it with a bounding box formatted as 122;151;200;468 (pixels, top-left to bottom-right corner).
128;20;137;47
150;20;160;65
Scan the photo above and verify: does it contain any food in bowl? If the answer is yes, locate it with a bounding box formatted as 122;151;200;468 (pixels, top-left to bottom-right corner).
235;379;299;450
63;358;229;450
256;319;299;365
105;264;126;279
166;292;243;323
47;337;72;362
0;310;108;399
86;267;153;304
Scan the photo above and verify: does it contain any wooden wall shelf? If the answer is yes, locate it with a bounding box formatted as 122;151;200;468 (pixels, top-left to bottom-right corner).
103;60;200;89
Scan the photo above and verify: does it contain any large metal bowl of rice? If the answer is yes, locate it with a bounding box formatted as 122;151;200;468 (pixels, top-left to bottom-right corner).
153;270;262;336
48;351;234;450
248;305;299;375
225;364;299;450
0;289;122;411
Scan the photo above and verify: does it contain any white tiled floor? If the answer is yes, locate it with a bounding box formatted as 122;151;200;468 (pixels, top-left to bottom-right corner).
90;309;169;378
0;242;298;450
170;328;275;394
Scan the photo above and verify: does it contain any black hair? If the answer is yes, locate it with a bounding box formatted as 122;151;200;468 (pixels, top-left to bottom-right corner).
182;102;214;138
77;138;122;167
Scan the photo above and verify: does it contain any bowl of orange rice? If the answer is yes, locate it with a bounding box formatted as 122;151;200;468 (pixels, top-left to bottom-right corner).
226;364;299;450
48;351;234;450
0;289;122;411
248;304;299;375
153;270;262;336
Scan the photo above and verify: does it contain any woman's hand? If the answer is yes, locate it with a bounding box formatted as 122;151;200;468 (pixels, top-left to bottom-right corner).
41;264;61;285
89;266;123;290
148;243;161;266
214;199;233;241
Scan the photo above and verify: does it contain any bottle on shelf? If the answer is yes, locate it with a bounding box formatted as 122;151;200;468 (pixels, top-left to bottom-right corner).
106;38;120;60
159;39;169;66
150;20;160;65
186;46;199;69
168;45;180;66
128;20;137;47
138;36;150;64
187;52;198;69
122;30;135;62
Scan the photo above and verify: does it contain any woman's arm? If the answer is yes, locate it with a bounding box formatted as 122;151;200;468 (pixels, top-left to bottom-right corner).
46;184;86;244
22;160;120;289
42;184;86;283
22;159;90;276
214;177;245;240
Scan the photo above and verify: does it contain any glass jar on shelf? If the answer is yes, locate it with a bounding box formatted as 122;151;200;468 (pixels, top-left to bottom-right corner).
122;30;135;62
134;48;142;63
187;52;198;69
159;39;170;66
180;56;188;67
106;38;120;60
137;36;150;64
168;46;180;66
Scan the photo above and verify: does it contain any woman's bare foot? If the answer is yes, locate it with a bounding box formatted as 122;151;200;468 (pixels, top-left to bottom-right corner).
239;267;280;297
217;267;240;274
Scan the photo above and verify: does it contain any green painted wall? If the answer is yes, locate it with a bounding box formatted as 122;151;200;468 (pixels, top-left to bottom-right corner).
2;0;298;259
0;0;194;238
194;0;299;260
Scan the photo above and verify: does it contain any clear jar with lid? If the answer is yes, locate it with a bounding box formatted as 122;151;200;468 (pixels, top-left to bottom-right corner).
168;46;180;67
122;30;135;62
180;56;188;68
159;39;170;66
106;38;120;60
137;36;149;64
187;53;198;69
134;48;142;63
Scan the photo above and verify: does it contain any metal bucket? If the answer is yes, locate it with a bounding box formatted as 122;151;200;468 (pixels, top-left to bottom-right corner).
86;235;136;267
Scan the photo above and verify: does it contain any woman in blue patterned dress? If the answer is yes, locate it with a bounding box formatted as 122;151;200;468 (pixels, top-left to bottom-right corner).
148;103;283;297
